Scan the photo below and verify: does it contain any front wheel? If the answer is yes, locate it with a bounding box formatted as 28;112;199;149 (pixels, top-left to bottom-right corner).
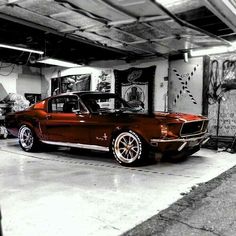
18;125;39;152
112;131;145;166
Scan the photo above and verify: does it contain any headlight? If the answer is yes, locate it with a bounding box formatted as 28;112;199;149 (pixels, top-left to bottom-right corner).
160;124;168;138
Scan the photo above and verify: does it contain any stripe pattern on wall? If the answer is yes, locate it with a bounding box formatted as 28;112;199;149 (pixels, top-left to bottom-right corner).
172;65;199;105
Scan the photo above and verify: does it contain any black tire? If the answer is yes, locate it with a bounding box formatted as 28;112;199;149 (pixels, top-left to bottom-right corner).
18;125;39;152
112;130;145;166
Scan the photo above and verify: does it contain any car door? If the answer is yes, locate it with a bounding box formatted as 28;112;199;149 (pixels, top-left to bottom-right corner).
86;113;116;147
41;95;90;144
80;97;129;148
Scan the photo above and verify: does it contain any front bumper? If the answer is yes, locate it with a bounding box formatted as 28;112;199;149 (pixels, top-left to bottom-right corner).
150;133;210;152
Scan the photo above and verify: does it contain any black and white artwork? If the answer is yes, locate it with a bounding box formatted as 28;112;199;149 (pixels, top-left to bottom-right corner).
51;74;91;95
96;70;111;93
114;66;156;112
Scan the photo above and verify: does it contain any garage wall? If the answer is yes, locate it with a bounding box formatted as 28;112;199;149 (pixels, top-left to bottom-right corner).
168;57;203;114
113;59;168;112
0;64;20;94
0;62;43;100
207;54;236;137
43;66;112;93
17;66;42;96
43;58;168;112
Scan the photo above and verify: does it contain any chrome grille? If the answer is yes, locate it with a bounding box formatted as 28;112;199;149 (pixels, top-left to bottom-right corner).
181;120;208;136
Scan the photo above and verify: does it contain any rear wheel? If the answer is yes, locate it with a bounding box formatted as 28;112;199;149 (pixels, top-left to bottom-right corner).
18;125;39;152
112;130;145;166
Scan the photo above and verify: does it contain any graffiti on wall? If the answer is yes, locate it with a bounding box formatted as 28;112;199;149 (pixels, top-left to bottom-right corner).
208;56;236;136
208;91;236;136
208;59;236;104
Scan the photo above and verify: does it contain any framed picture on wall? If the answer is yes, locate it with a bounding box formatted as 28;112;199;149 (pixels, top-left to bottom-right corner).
114;66;156;113
51;74;91;95
95;70;112;93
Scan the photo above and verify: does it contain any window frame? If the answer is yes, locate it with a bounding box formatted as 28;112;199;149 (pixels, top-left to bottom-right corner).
47;95;84;114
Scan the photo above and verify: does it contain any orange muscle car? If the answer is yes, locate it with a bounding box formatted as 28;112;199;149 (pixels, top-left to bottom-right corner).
5;92;209;166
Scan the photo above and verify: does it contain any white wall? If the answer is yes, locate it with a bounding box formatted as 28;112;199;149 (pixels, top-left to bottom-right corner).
0;63;43;100
0;64;21;94
17;74;42;96
168;57;203;114
43;58;169;112
43;66;110;92
112;59;168;111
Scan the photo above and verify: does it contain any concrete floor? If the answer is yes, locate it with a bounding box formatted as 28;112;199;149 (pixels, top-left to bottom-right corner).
0;139;236;236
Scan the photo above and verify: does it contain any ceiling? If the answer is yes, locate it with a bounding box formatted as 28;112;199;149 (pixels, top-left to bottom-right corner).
0;0;236;67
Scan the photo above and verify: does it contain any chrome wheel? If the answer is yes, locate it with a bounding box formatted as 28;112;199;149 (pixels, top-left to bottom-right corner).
19;126;34;151
113;131;142;164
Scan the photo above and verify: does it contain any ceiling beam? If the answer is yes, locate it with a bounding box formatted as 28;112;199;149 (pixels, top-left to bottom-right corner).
205;0;236;33
84;0;224;53
149;0;231;46
11;0;177;56
0;11;129;56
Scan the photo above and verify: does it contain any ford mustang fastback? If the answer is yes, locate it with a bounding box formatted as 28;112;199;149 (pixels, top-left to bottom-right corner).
5;91;209;166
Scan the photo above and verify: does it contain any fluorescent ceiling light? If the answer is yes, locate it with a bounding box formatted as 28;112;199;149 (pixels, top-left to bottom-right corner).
230;40;236;47
0;43;44;55
156;0;190;8
37;58;82;67
190;45;236;57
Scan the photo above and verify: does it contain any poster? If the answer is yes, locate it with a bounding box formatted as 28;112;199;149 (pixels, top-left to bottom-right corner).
51;74;91;95
114;66;156;113
96;70;111;93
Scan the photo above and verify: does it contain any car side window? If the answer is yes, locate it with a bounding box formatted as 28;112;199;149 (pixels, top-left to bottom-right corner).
48;96;79;113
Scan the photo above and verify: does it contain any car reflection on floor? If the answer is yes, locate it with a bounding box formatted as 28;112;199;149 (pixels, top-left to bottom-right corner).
1;138;236;236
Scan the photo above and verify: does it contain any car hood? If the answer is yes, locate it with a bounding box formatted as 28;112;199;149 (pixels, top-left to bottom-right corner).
154;111;206;122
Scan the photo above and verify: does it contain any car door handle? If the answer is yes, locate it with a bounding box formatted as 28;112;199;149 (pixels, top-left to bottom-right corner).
46;115;52;120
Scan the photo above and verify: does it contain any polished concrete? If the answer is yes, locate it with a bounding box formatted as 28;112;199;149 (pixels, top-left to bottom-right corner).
0;139;236;236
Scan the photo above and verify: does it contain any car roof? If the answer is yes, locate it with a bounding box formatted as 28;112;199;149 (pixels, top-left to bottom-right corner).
42;91;118;103
58;91;116;97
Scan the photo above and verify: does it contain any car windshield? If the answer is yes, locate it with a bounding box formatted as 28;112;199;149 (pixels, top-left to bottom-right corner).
80;93;143;114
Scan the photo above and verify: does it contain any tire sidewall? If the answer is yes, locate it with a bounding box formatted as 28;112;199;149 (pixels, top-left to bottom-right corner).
18;125;36;152
112;130;143;166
